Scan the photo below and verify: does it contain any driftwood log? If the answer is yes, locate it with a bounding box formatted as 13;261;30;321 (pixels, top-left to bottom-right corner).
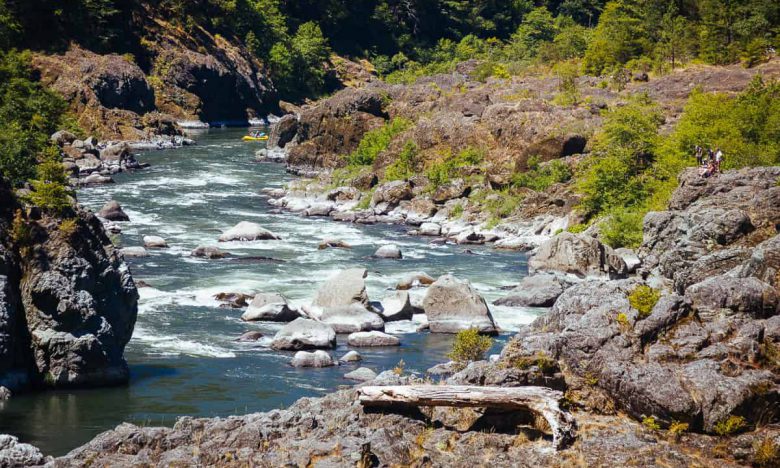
358;385;576;449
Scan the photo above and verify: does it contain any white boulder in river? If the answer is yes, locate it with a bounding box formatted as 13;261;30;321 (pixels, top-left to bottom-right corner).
270;318;337;350
347;331;400;347
312;268;369;308
378;291;413;322
344;367;377;382
290;350;336;368
241;293;301;322
320;304;385;333
218;221;281;242
374;244;402;259
143;235;168;248
422;274;498;334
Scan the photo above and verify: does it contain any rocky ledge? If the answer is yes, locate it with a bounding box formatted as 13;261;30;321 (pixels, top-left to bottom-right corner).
0;179;138;398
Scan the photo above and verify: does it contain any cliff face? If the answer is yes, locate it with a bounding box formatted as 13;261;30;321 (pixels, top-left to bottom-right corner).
0;181;138;395
31;3;277;140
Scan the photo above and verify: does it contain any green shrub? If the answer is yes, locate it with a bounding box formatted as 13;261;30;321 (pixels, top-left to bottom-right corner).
567;223;587;234
383;140;418;181
450;202;464;219
448;328;493;364
616;312;630;328
347;118;412;167
11;209;31;246
642;416;661;431
714;415;747;436
512;159;572;191
59;218;78;237
628;285;661;318
668;420;689;438
600;208;644;248
424;146;485;189
508;351;556;372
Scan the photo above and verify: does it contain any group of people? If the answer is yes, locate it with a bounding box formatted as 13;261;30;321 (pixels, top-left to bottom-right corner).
694;145;723;178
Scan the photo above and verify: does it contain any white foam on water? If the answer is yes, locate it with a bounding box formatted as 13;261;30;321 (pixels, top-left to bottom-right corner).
490;305;539;332
132;326;236;358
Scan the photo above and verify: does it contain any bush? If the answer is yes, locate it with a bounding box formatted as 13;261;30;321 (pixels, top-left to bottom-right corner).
383;140;418;181
347;118;412;167
512;159;572;191
59;218;78;237
600;208;644;248
424;146;485;188
448;328;493;364
714;415;747;436
628;285;661;318
642;416;661;431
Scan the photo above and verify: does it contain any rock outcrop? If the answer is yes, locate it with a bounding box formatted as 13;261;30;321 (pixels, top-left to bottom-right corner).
529;232;628;279
423;275;497;334
0;182;138;394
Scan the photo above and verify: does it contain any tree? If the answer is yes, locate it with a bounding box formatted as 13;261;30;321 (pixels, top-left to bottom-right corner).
582;1;648;75
506;6;557;59
656;4;692;70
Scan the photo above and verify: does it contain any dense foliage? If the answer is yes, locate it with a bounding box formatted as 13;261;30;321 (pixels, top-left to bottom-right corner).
576;76;780;248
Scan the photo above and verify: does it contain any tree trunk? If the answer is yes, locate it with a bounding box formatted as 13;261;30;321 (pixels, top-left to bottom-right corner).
358;385;576;449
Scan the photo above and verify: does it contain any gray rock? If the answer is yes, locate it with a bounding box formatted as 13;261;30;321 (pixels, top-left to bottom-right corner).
320;304;385;333
371;180;412;208
235;331;264;342
374;244;402;259
339;350;362;362
270;318;337;350
143;235;168;248
344;367;377;382
493;274;568;307
685;275;778;318
419;222;442;236
318;239;351;250
51;130;77;146
614;248;641;273
97;200;129;221
529;232;627;279
290;350;336;368
100;142;130;163
242;293;301;322
379;291;414;322
120;247;148;258
396;272;436;290
347;331;400;347
191;245;227;259
422;275;497;334
268;113;298;148
312;268;369;308
82;173;113;185
218;221;281;242
0;434;49;466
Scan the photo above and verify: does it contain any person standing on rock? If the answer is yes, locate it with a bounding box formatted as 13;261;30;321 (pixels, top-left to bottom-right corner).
714;147;723;173
695;145;704;166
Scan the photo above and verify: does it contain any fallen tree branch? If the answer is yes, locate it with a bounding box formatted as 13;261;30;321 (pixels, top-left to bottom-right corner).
358;385;576;449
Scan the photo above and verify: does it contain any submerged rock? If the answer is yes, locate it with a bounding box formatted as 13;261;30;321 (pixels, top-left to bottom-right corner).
120;246;148;258
312;268;369;308
235;331;264;342
290;350;336;368
270;318;336;350
214;292;253;308
218;221;281;242
423;275;497;334
97;200;129;221
347;331;400;347
318;238;351;250
339;350;362;362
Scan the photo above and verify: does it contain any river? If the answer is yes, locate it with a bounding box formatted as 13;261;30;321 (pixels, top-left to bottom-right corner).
0;128;542;456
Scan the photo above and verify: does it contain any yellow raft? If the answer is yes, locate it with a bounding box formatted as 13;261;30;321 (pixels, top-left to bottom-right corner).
242;135;269;141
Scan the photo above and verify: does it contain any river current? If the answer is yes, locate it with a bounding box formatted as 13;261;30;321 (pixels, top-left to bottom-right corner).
0;128;542;455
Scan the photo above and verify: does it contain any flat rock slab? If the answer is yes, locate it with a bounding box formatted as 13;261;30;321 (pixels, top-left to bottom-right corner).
347;331;400;347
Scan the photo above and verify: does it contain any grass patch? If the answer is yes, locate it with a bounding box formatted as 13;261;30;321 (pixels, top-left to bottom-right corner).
642;416;661;431
511;157;572;192
714;415;747;436
507;351;556;373
347;118;412;167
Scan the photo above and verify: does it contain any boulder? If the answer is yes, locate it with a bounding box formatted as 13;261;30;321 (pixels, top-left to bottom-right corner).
312;268;369;308
82;173;113;185
320;304;385;333
51;130;77;146
344;367;377;382
685;276;778;319
100;143;130;164
432;179;470;204
0;434;48;466
419;222;442;236
120;247;148;258
143;235;168;248
379;291;414;322
75;155;102;172
191;245;227;259
268;114;298;148
325;186;360;202
396;272;436;290
347;331;400;347
374;244;402;259
218;221;281;242
614;248;641;273
242;293;301;322
371;180;413;208
214;292;253;308
290;350;336;368
318;239;351;250
97;200;129;221
422;275;498;334
339;350;362;362
235;331;264;342
529;232;627;279
270;318;337;350
493;274;568;307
